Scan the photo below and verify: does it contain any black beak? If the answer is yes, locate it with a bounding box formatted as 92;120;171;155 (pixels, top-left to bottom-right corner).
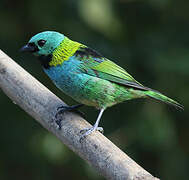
20;43;39;53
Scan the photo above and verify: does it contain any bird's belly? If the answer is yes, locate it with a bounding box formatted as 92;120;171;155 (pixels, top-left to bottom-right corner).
44;64;142;109
55;73;115;108
54;73;138;109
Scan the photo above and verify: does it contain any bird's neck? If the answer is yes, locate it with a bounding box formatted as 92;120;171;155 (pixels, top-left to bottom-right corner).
48;37;85;67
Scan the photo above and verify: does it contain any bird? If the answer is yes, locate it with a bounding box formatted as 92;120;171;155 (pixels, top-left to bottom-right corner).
20;31;183;138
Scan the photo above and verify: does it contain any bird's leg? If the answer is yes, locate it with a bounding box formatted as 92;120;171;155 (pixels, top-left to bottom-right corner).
54;104;84;129
80;108;105;139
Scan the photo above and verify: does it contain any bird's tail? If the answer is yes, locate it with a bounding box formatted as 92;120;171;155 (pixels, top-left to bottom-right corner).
143;90;184;110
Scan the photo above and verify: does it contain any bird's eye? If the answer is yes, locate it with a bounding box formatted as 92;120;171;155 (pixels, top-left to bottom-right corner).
37;40;46;47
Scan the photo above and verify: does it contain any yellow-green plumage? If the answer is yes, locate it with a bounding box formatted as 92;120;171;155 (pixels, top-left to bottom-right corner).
50;37;85;66
21;31;183;137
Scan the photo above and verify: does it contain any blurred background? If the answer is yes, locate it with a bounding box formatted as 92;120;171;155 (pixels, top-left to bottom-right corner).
0;0;188;179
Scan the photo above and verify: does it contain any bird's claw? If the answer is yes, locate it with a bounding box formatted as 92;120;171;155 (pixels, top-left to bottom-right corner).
51;104;85;130
49;118;60;129
80;126;104;141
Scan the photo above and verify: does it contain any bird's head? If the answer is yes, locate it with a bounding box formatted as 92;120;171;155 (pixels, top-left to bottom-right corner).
20;31;65;56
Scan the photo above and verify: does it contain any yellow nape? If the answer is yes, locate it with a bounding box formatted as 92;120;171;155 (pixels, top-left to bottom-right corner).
50;37;85;67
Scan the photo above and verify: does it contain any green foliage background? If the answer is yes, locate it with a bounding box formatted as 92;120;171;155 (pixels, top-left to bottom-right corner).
0;0;188;179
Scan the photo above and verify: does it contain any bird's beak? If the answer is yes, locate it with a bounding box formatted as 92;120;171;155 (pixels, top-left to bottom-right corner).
20;43;38;53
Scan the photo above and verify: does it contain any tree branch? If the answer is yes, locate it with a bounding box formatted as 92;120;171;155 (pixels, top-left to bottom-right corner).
0;49;160;180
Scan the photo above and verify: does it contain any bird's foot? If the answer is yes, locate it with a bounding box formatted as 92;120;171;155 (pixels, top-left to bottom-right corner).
52;104;84;130
55;104;85;118
80;126;104;140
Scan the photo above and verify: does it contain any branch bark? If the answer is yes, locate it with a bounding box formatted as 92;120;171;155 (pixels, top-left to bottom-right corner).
0;49;160;180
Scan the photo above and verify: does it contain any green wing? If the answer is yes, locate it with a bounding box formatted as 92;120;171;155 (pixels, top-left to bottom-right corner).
75;46;152;91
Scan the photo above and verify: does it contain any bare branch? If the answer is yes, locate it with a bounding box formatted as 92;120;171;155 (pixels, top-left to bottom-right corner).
0;49;160;180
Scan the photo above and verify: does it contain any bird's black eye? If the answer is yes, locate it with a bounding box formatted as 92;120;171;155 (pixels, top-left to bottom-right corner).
37;40;46;47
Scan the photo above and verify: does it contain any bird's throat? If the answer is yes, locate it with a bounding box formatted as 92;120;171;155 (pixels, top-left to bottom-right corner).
38;54;52;69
